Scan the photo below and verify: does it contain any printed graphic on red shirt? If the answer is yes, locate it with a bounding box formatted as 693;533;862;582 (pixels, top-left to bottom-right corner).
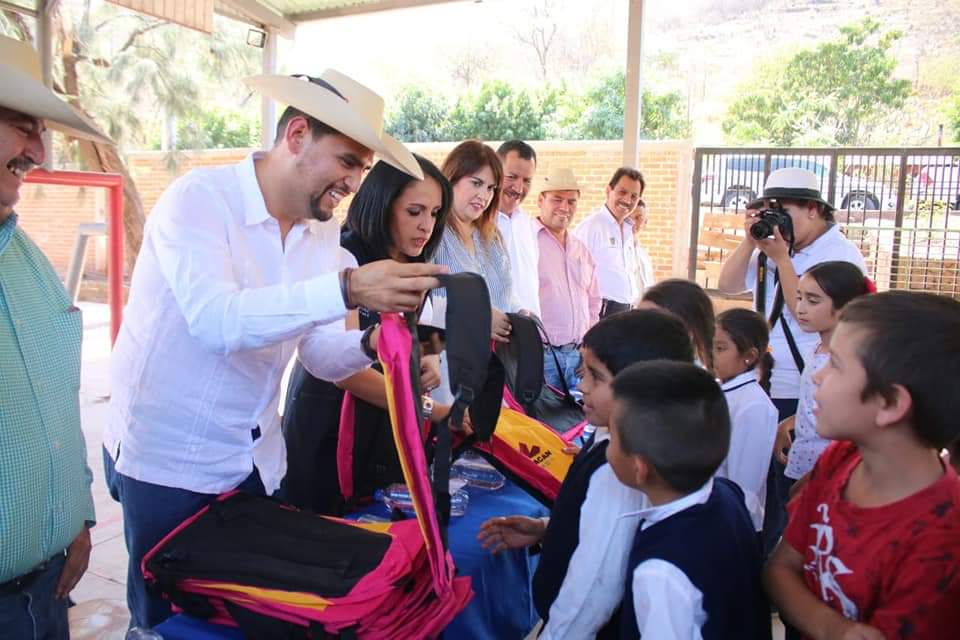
785;441;960;638
804;503;859;621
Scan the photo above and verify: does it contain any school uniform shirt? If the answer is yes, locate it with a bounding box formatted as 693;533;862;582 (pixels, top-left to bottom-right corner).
539;453;648;640
104;153;371;496
785;441;960;637
744;224;865;400
716;371;779;530
621;478;771;640
785;344;830;480
573;206;639;304
497;208;541;317
535;220;601;346
548;478;716;639
533;428;618;634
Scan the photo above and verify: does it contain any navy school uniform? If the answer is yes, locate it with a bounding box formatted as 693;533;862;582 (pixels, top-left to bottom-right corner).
532;433;620;639
620;478;771;640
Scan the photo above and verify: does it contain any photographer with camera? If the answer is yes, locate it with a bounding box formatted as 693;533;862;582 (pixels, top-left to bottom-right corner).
717;167;865;555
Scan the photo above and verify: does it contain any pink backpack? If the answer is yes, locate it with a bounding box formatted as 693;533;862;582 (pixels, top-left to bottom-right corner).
142;274;496;638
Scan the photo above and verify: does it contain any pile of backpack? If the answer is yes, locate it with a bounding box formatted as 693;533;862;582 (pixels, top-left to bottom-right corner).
140;273;586;638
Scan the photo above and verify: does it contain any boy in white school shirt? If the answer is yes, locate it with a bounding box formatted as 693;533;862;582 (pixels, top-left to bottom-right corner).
606;362;771;639
479;310;694;639
102;71;445;628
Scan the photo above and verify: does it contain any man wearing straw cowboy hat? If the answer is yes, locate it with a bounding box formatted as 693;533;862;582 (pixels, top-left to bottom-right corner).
0;35;111;639
101;70;447;627
534;167;600;394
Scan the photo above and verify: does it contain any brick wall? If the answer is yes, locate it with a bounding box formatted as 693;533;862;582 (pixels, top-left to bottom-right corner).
14;141;695;288
15;183;109;276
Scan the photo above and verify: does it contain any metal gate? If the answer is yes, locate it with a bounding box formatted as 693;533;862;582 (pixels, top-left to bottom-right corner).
689;147;960;299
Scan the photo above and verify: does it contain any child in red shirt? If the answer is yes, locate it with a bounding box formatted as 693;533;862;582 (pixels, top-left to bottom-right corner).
765;291;960;640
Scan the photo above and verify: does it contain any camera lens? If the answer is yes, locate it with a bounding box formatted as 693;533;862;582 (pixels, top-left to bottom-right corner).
750;220;772;239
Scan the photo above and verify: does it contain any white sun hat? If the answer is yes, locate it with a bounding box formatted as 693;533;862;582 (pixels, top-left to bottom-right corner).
0;35;111;144
244;70;423;180
747;167;833;211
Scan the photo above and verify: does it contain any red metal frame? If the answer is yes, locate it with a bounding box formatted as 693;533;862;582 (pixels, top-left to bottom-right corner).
24;170;124;344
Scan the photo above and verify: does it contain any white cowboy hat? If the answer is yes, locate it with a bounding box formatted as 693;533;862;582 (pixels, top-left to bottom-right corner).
245;70;423;180
0;35;111;144
537;167;582;194
747;167;833;211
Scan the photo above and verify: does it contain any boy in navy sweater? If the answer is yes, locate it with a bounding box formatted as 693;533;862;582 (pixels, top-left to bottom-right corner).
607;361;771;639
477;310;695;638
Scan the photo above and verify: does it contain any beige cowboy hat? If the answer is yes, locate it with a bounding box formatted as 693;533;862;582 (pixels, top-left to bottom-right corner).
537;167;582;194
0;35;111;144
245;70;423;180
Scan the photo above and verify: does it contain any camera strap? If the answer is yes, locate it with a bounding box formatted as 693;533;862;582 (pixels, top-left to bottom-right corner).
755;254;768;316
767;271;805;374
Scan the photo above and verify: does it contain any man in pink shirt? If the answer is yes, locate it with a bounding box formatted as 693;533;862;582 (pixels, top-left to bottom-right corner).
534;168;601;393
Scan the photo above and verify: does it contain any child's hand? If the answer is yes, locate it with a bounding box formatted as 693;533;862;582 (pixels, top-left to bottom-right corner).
775;415;796;465
562;445;581;455
477;515;547;554
419;354;441;392
825;618;886;640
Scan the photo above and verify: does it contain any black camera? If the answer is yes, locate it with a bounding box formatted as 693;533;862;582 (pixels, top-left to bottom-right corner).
749;203;794;241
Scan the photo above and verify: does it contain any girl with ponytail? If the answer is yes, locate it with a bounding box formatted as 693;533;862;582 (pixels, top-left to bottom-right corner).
712;307;780;531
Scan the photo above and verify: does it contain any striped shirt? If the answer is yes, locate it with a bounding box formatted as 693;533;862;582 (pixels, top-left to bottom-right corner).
431;226;518;312
0;213;95;582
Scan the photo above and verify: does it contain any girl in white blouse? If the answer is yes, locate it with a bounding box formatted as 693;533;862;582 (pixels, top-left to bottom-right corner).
779;261;872;482
712;307;779;531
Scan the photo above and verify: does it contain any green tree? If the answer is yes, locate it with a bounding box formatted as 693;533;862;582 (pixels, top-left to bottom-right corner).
949;92;960;144
722;18;911;146
385;86;450;142
445;81;559;141
561;70;691;140
172;109;260;150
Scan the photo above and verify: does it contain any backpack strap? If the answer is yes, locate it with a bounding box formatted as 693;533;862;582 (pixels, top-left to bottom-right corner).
431;273;503;545
767;272;805;373
528;314;576;400
497;313;544;414
436;273;502;438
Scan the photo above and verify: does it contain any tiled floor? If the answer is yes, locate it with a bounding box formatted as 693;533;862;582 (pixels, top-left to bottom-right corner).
68;302;785;639
69;303;129;638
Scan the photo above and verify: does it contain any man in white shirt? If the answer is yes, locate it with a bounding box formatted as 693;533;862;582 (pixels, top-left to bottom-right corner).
573;167;646;317
495;140;541;316
102;70;445;628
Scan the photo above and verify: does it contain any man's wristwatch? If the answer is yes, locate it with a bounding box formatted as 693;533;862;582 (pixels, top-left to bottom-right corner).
421;395;434;422
339;267;358;310
360;324;378;360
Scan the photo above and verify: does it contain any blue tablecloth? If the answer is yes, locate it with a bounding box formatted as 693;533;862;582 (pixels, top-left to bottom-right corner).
155;479;548;639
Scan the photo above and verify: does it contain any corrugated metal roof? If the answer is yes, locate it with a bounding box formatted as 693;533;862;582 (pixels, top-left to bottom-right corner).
252;0;462;22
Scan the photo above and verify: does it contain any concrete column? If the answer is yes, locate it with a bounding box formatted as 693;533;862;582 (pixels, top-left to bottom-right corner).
622;0;645;168
260;27;278;150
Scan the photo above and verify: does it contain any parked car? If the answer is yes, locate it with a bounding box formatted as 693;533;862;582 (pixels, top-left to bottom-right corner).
700;154;898;212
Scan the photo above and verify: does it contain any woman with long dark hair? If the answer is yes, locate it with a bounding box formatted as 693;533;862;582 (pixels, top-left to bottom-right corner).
281;155;452;514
